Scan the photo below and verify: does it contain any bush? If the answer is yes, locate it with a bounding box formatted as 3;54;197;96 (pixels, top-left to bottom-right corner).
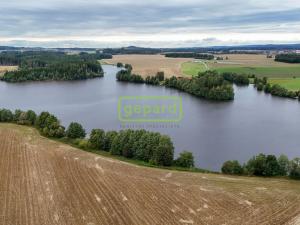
174;151;195;168
66;122;86;139
116;62;123;67
221;160;243;175
156;71;165;81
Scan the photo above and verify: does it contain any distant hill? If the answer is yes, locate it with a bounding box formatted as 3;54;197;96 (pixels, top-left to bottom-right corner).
1;44;300;54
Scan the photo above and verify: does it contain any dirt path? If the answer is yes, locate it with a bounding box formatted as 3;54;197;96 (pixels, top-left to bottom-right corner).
0;124;300;225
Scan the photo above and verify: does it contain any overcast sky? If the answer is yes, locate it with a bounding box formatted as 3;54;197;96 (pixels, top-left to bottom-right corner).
1;0;300;48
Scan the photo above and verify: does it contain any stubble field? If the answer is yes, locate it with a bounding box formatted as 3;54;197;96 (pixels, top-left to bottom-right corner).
104;54;192;77
0;123;300;225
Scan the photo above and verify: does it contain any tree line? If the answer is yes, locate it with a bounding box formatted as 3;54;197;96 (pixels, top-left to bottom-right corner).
275;53;300;63
165;53;214;60
222;154;300;179
0;108;194;168
0;51;105;82
254;77;299;99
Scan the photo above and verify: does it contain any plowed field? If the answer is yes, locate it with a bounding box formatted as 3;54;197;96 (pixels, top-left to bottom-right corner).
0;123;300;225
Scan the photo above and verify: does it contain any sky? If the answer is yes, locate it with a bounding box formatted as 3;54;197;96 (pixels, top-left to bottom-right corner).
0;0;300;48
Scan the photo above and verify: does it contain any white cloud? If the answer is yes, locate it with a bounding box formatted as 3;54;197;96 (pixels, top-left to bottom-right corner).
0;0;300;47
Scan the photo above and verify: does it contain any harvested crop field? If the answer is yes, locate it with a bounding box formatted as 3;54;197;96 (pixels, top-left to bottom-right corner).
1;123;300;225
104;54;192;77
0;66;18;76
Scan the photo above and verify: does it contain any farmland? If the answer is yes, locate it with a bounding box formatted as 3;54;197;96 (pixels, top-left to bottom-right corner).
181;54;300;78
269;78;300;91
1;123;300;225
0;66;18;76
104;54;192;77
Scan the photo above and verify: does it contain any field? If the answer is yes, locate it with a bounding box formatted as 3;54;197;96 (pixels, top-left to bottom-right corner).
1;123;300;225
181;61;207;76
269;78;300;91
181;54;300;78
0;66;18;76
104;54;192;77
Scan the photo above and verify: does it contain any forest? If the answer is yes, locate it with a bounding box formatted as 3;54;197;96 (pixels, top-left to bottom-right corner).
164;53;214;60
275;53;300;63
0;51;106;82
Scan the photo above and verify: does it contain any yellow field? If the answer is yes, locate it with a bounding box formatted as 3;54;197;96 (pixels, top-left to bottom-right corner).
0;66;18;76
1;123;300;225
104;54;192;77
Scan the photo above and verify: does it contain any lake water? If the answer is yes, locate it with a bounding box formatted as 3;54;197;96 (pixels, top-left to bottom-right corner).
1;65;300;171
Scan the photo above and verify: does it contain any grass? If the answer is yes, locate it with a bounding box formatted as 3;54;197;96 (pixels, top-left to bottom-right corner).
181;61;207;76
214;66;300;78
269;78;300;91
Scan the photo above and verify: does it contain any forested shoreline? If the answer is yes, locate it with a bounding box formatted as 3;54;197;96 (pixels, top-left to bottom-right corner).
116;64;237;101
0;51;107;82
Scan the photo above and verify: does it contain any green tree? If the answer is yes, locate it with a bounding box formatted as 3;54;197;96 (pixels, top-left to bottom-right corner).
265;155;280;176
66;122;86;139
289;158;300;179
89;129;105;150
104;131;118;151
0;109;13;122
174;151;195;168
152;135;174;166
221;160;243;175
278;154;290;176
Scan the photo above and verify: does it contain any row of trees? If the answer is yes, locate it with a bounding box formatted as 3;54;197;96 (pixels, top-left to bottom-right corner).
0;108;195;168
275;53;300;63
165;71;234;101
165;53;214;60
254;77;299;99
222;154;300;179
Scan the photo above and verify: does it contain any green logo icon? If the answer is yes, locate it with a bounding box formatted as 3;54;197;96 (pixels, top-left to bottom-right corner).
118;96;183;123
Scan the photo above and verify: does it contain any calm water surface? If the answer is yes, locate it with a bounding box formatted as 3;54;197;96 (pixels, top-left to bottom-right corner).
1;65;299;170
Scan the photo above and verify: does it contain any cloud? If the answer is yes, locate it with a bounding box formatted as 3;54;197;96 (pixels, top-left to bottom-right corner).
0;0;300;47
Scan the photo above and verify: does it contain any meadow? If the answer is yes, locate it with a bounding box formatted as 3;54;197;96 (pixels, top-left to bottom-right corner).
180;54;300;90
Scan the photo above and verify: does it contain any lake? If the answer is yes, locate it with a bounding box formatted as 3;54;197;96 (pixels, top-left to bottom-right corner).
1;65;300;171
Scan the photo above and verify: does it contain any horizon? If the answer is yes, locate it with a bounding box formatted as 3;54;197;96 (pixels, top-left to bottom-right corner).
1;0;300;48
